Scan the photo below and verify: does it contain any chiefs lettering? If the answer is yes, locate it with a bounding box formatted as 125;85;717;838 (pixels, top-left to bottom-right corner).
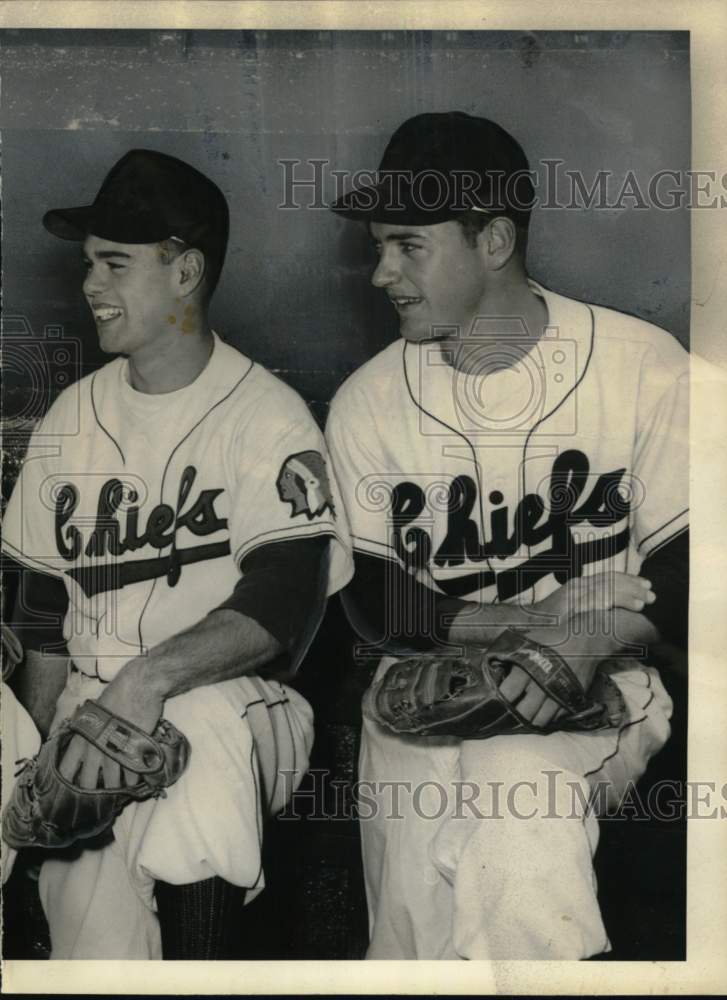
391;449;631;600
54;465;230;596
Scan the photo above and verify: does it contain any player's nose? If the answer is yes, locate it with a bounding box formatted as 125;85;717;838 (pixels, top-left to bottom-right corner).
371;251;400;288
83;263;106;297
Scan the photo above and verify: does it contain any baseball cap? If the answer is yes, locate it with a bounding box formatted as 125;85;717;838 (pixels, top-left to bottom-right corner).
43;148;230;291
332;111;534;226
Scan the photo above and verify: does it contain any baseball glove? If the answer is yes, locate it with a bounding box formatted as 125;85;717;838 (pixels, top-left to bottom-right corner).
366;628;627;739
2;699;190;850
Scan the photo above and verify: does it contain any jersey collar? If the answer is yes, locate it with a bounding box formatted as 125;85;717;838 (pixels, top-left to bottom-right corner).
402;281;595;438
91;332;255;465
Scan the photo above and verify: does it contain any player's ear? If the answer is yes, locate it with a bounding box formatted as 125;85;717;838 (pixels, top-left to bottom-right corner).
175;248;206;297
483;216;518;270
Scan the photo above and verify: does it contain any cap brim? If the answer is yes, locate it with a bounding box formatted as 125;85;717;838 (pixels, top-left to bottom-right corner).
331;183;459;226
42;206;96;241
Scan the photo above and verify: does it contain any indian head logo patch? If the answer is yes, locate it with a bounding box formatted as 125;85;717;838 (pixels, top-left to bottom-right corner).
277;451;335;520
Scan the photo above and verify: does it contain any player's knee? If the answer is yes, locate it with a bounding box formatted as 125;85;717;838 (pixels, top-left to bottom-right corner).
459;734;550;782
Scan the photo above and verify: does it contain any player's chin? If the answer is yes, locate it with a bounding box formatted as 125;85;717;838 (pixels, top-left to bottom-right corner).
397;312;453;345
398;322;440;344
401;331;450;346
96;323;126;354
97;333;122;355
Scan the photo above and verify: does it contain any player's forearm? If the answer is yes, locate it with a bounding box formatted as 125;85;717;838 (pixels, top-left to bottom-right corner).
450;582;660;653
576;607;659;655
344;551;583;654
526;607;659;661
607;607;659;647
123;609;282;702
447;601;552;646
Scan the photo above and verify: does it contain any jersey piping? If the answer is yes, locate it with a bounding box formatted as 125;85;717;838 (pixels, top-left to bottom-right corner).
137;359;255;656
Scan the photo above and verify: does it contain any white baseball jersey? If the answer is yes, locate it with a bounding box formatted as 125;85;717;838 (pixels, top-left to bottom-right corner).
3;332;353;681
326;281;686;960
327;281;688;609
3;332;354;959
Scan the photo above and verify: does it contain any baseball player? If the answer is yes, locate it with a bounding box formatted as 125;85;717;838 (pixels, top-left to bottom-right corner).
2;148;352;959
326;112;688;959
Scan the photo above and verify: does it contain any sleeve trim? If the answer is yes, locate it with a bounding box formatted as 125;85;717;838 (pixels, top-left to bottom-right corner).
234;525;353;596
637;510;689;557
350;535;397;559
1;539;66;579
233;524;346;564
641;522;689;559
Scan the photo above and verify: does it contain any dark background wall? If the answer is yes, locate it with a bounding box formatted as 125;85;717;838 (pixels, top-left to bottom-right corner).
1;28;690;419
1;29;689;961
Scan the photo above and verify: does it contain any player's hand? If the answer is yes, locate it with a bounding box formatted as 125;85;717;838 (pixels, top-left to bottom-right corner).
536;572;655;621
58;733;126;790
496;623;609;727
58;661;164;790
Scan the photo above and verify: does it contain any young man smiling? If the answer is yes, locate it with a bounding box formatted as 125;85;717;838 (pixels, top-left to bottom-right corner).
82;234;209;379
326;111;688;959
2;149;352;958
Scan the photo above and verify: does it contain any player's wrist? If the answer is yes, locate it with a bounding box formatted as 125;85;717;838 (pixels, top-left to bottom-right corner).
116;653;170;703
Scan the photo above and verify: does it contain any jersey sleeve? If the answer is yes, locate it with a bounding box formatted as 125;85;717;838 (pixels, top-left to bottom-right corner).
2;420;67;579
632;357;689;558
325;389;396;561
639;529;688;649
3;555;69;654
217;536;328;650
227;388;352;597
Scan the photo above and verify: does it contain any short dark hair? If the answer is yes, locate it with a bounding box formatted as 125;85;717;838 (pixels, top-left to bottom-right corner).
455;209;529;261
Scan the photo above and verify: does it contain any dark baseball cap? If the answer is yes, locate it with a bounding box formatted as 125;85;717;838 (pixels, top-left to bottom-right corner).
332;111;534;226
43;148;229;291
